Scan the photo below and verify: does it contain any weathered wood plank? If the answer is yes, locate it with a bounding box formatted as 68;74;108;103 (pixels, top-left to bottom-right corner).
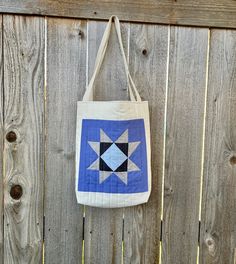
162;26;208;264
0;0;236;29
199;29;236;264
45;17;86;264
83;20;129;264
0;14;3;264
3;15;45;263
123;23;168;264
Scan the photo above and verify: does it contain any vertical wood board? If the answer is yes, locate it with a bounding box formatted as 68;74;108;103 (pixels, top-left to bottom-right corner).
83;20;129;264
45;17;86;264
199;29;236;264
123;23;169;264
162;26;209;264
3;15;45;263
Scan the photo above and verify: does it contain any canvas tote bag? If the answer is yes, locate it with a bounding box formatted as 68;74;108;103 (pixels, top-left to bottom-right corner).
75;15;151;208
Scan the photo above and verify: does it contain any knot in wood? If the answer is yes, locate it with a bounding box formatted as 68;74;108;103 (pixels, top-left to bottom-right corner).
142;49;147;55
205;236;216;256
207;239;213;246
230;155;236;165
78;30;84;38
165;186;174;196
10;184;23;200
6;131;17;142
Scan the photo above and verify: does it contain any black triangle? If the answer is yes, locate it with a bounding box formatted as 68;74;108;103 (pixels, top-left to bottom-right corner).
115;143;128;156
115;159;128;172
100;142;113;155
99;158;113;171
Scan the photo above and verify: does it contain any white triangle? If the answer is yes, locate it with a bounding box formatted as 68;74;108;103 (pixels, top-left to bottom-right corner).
115;129;128;143
128;159;140;172
100;129;112;143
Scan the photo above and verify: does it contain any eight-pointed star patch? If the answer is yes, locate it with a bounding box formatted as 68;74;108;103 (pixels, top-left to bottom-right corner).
87;129;140;184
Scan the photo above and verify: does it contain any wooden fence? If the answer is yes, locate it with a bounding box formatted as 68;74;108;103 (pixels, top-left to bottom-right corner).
0;8;235;264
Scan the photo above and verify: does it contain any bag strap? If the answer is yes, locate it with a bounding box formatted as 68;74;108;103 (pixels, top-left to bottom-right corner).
83;15;142;102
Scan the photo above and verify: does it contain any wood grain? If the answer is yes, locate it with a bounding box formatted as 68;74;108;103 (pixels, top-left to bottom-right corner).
44;17;86;264
199;29;236;264
83;20;129;264
123;23;169;264
162;26;209;264
0;0;236;28
1;13;235;264
0;14;3;264
3;15;45;263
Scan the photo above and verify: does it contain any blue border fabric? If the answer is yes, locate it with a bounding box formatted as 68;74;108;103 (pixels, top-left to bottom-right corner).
78;119;148;193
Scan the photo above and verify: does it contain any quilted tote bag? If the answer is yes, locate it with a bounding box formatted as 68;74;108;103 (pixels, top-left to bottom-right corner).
75;15;151;208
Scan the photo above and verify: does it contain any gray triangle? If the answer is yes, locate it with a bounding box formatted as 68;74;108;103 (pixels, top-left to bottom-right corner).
128;159;140;172
128;141;140;157
99;171;112;184
115;129;128;143
115;172;128;184
87;158;99;170
88;141;100;155
100;129;112;143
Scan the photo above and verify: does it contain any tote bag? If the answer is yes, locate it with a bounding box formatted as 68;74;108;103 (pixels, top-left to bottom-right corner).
75;15;151;208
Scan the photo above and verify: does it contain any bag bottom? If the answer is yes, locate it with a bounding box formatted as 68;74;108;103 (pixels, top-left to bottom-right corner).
76;191;151;208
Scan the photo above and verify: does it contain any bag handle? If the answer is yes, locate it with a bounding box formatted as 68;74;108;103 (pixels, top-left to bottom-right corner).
83;15;142;102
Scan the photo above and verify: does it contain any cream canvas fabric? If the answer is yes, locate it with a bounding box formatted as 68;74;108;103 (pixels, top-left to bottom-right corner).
75;16;151;208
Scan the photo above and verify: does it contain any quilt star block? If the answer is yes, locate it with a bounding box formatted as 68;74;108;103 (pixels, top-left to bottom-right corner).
87;129;140;184
78;119;148;193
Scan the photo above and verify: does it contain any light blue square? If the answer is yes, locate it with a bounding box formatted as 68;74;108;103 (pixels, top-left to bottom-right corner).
101;143;127;171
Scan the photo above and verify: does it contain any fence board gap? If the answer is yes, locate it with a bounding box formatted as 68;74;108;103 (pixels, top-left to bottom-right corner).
162;25;209;264
83;19;129;264
0;14;3;264
123;23;168;264
3;14;45;263
45;17;86;263
199;29;236;264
